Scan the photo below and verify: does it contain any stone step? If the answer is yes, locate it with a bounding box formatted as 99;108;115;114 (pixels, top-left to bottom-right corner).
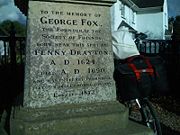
5;101;153;135
0;123;8;135
75;120;154;135
11;101;130;135
1;120;153;135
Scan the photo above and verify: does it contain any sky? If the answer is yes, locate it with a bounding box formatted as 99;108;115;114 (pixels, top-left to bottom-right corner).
0;0;26;24
0;0;180;24
167;0;180;17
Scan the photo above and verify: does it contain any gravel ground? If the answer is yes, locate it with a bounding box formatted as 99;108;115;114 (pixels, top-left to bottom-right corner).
150;96;180;135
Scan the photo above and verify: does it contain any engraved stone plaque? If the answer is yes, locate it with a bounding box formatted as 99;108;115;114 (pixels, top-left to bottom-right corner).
24;1;116;107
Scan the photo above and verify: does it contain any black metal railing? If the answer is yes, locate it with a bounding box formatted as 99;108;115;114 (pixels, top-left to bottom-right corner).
0;35;26;65
136;39;172;54
137;39;180;95
0;25;26;109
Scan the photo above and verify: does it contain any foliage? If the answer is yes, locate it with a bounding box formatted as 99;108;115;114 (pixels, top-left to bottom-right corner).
0;20;26;36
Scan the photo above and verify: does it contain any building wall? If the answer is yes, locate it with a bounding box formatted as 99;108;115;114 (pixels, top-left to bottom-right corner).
135;0;168;40
136;12;164;39
136;0;168;40
111;0;169;39
163;0;168;28
163;0;169;39
111;0;136;32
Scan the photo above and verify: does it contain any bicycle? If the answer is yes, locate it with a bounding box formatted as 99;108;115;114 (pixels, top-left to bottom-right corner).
114;55;162;135
124;98;162;135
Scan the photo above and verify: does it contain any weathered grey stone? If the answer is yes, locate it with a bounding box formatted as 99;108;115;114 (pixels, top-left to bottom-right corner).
0;111;8;135
24;0;117;108
11;101;154;135
0;111;7;128
10;0;154;135
0;125;8;135
11;101;129;135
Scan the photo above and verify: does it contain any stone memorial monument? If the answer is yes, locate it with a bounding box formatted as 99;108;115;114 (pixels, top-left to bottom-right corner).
11;0;153;135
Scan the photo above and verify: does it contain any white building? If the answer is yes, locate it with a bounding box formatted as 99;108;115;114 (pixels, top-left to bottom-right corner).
111;0;169;40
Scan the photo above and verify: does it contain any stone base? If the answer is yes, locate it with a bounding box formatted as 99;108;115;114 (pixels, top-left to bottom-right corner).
10;101;154;135
0;110;9;135
0;123;8;135
10;101;129;135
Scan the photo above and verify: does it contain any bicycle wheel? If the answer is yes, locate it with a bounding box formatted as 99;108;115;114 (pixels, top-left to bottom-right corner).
141;99;162;135
127;99;162;135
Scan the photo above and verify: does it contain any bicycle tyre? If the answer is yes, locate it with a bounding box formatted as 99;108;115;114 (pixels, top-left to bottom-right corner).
140;99;162;135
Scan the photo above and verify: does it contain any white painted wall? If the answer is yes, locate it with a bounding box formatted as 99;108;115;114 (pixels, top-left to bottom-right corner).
111;0;136;32
111;1;124;31
136;0;168;40
136;4;168;40
163;0;168;28
136;12;164;39
163;0;169;39
111;0;169;40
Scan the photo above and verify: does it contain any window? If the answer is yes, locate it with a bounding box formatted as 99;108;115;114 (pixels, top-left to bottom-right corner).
120;3;125;18
132;12;135;23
